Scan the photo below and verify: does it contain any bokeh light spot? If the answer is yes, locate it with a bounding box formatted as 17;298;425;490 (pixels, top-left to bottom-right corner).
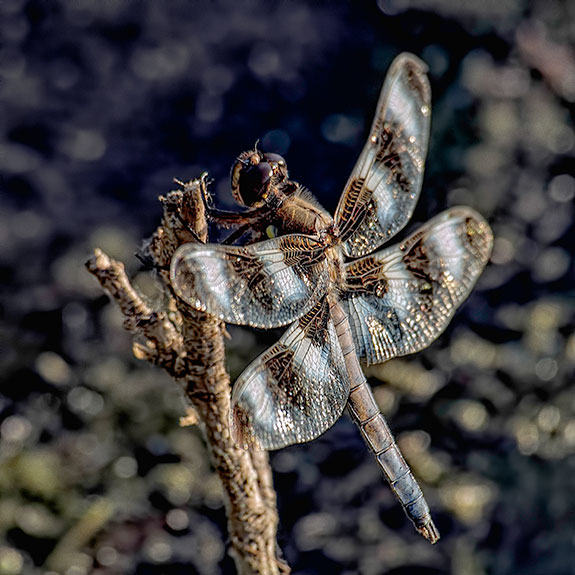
0;547;24;575
537;405;561;432
144;538;172;563
113;456;138;479
1;415;32;443
452;400;489;432
96;546;118;567
535;358;558;382
549;174;575;203
166;508;189;531
321;114;362;146
36;352;72;386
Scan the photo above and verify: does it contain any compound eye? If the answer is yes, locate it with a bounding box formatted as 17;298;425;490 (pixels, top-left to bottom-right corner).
237;162;273;206
263;153;285;166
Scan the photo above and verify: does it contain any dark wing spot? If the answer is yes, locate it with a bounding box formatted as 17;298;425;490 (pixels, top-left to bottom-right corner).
375;125;411;196
267;347;295;384
345;256;387;295
403;237;436;310
229;253;275;311
297;299;330;348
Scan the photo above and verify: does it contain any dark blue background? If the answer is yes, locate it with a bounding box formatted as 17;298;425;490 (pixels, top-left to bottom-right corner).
1;1;574;574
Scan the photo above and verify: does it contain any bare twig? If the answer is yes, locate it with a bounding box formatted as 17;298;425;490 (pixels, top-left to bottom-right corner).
86;176;289;574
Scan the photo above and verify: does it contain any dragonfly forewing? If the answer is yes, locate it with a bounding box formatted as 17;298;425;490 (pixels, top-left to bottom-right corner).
170;234;329;329
335;53;431;258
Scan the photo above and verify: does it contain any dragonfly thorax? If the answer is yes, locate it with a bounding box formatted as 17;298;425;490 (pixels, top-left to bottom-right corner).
325;242;346;289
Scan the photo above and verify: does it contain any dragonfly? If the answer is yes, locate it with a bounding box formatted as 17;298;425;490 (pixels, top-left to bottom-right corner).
170;53;493;543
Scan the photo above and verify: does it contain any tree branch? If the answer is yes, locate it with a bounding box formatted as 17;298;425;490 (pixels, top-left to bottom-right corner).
86;176;289;574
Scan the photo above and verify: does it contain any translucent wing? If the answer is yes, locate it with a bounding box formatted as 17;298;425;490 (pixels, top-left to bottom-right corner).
341;207;493;365
335;53;431;258
170;235;328;329
231;297;351;450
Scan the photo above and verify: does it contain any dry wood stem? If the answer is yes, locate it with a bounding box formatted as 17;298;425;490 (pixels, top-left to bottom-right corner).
86;177;289;574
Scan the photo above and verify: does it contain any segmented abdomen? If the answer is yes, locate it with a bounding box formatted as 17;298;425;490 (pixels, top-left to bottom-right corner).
330;300;439;543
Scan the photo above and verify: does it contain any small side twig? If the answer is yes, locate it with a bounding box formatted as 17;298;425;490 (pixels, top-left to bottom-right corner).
86;176;289;575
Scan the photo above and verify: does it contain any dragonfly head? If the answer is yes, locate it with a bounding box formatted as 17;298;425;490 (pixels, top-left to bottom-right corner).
230;148;288;208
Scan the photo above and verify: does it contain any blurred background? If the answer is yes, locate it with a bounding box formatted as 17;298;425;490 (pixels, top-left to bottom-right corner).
1;0;574;574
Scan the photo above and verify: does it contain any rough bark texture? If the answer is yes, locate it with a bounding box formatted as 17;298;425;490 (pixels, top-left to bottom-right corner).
86;177;290;575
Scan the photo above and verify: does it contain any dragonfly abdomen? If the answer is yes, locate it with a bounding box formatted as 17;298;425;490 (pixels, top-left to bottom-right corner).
347;382;440;543
329;301;440;543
